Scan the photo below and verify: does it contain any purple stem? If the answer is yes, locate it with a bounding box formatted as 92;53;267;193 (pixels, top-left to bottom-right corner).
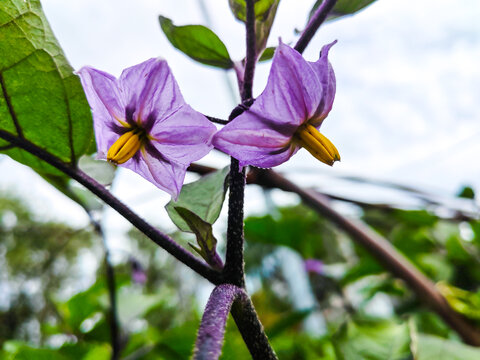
193;284;245;360
294;0;337;55
194;284;277;360
0;129;222;285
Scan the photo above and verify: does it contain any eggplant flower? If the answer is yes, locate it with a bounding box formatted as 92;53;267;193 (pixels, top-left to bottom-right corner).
77;58;216;198
213;41;340;168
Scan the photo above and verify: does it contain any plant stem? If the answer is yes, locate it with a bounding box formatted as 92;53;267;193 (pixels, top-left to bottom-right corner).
294;0;337;54
93;218;121;360
241;0;257;101
0;129;222;285
231;295;278;360
223;0;257;288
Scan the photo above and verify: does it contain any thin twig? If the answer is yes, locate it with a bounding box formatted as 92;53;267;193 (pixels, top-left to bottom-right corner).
0;129;222;285
90;215;121;360
294;0;337;55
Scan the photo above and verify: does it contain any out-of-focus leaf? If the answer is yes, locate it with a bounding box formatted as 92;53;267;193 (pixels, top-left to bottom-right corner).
166;166;229;232
416;253;453;282
245;205;345;262
228;0;278;21
78;155;116;186
0;0;94;177
436;282;480;321
117;291;165;325
228;0;280;56
413;334;480;360
2;341;68;359
333;318;411;360
457;186;475;199
309;0;378;22
341;256;384;285
57;280;107;330
259;46;276;62
266;308;313;338
159;16;233;69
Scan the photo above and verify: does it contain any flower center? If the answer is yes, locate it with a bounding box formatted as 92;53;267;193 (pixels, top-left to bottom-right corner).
294;124;340;166
107;130;145;164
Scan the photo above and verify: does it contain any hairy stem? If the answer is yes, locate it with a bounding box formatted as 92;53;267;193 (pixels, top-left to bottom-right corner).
0;129;222;285
294;0;337;54
193;284;244;360
223;0;257;288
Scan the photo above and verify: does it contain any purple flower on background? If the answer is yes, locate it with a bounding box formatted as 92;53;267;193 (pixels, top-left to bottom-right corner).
213;41;340;168
130;257;147;285
77;58;216;198
304;259;324;275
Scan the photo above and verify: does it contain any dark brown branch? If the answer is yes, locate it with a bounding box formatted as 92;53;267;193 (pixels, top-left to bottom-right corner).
0;129;222;285
294;0;337;55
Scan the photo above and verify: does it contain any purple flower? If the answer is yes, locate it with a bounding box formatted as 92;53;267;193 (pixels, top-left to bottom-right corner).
213;41;340;168
77;58;216;198
304;259;324;275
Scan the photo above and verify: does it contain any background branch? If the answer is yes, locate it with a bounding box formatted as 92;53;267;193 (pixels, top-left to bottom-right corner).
252;168;480;346
0;129;222;285
294;0;337;54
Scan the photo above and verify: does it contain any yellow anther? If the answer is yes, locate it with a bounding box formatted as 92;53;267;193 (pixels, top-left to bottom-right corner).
107;131;143;164
295;124;340;166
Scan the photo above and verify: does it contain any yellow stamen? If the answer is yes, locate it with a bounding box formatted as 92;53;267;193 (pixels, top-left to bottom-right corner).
107;131;142;164
295;124;340;166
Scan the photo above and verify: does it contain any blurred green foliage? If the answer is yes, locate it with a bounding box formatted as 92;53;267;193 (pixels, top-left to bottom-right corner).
2;189;480;359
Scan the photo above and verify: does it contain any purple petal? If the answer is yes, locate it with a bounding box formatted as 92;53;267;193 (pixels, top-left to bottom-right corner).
212;111;298;168
255;41;324;126
308;41;337;127
123;149;187;199
149;105;216;166
77;67;126;158
118;58;185;125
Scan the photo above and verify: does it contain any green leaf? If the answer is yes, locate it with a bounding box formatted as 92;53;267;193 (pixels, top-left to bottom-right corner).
266;308;314;338
309;0;378;22
0;0;94;176
117;291;165;325
175;207;221;269
244;205;345;263
228;0;278;21
229;0;280;56
414;334;480;360
159;16;233;69
259;46;276;62
457;185;475;199
332;318;411;360
166;166;230;232
436;282;480;321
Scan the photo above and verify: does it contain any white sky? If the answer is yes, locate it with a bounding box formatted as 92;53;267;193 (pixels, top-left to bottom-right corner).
1;0;479;236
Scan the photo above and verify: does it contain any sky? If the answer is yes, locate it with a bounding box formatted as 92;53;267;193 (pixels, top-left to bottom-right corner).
1;0;479;239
